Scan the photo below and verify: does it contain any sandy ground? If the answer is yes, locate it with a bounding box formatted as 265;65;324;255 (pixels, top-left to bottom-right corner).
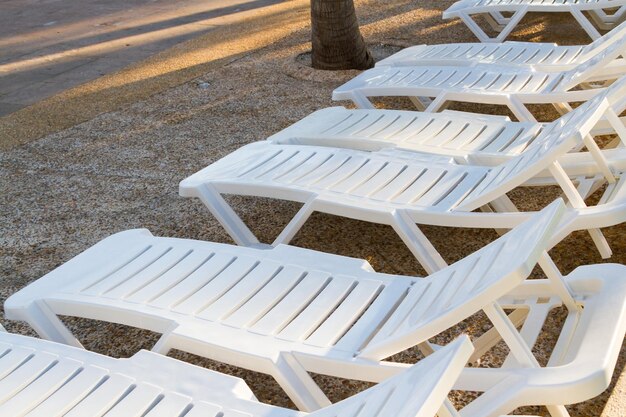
1;0;625;415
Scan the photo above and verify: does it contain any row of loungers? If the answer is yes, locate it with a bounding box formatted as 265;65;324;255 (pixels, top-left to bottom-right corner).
3;6;626;417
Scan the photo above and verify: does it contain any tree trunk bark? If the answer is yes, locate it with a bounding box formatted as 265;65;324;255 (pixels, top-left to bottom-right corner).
311;0;374;70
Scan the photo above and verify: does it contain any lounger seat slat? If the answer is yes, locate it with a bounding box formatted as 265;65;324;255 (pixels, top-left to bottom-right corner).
259;150;322;181
0;357;82;415
325;159;389;194
390;166;451;205
290;153;354;186
413;169;478;207
110;249;210;303
277;278;358;342
64;374;135;417
0;352;59;402
249;271;332;335
80;244;178;297
336;113;389;137
480;125;529;152
195;260;285;321
436;169;489;209
149;251;235;310
104;382;164;417
171;255;257;315
305;280;384;347
370;166;429;201
0;346;34;378
182;403;223;417
419;120;469;146
141;394;195;417
334;279;413;353
403;118;452;143
221;265;313;328
244;150;302;180
351;162;410;197
25;365;110;417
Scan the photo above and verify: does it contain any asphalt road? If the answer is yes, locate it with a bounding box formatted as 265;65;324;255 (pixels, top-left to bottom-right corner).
0;0;281;116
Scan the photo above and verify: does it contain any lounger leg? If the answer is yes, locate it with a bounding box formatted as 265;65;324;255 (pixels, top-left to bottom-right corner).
409;96;428;111
424;94;449;114
546;404;572;417
468;308;528;363
570;9;602;40
552;102;573;116
272;352;331;411
151;331;175;355
588;8;622;30
349;92;376;109
507;97;537;122
437;399;461;417
272;198;316;246
390;210;448;274
501;302;552;368
483;302;540;368
582;134;615;183
489;11;510;25
196;184;260;247
458;12;495;42
548;162;612;258
588;8;610;29
23;302;83;348
484;13;506;31
494;10;527;43
604;107;626;147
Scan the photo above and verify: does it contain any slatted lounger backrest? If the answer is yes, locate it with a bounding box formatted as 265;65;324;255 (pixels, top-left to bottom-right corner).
558;26;626;90
456;81;618;212
580;19;626;58
311;337;473;417
359;200;564;359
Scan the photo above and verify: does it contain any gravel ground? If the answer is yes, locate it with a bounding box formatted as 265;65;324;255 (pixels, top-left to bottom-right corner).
1;0;625;415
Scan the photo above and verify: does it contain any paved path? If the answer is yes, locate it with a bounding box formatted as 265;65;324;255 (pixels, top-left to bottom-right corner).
0;0;280;116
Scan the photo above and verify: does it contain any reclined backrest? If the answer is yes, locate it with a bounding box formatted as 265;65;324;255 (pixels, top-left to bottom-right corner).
560;28;626;89
359;200;564;359
311;336;473;417
581;19;626;57
457;78;625;211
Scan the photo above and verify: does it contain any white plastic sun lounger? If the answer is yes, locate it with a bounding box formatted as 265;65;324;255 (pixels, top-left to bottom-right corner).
279;75;626;164
332;33;626;122
0;327;472;417
443;0;626;42
377;20;626;73
6;202;626;417
268;74;626;174
176;85;625;273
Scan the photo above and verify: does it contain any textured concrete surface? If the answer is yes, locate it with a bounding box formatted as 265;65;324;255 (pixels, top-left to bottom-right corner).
602;368;626;417
0;0;283;116
0;0;624;415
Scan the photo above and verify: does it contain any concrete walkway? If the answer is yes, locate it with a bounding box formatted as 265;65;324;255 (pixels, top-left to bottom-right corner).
0;0;281;116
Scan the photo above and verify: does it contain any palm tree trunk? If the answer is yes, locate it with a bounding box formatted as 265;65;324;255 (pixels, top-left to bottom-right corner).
311;0;374;70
